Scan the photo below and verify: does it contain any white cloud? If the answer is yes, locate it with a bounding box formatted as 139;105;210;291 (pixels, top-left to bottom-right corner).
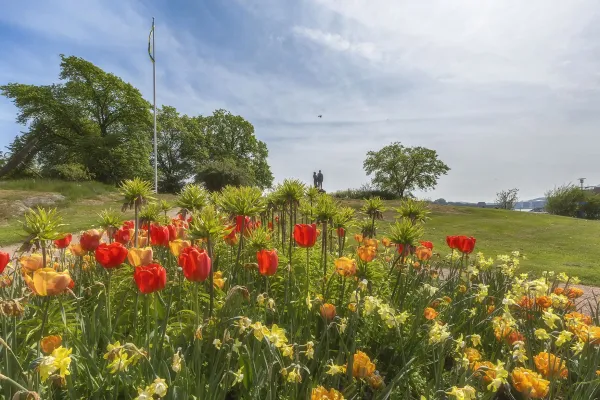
1;0;600;202
292;26;381;61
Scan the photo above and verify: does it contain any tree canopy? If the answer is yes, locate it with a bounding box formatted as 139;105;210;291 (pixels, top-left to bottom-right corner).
363;142;449;198
1;55;274;191
0;55;153;183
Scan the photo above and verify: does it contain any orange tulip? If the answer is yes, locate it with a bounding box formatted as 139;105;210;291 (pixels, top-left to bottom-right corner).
354;234;363;243
169;239;191;258
415;246;432;261
24;268;73;296
357;245;376;262
335;257;357;277
381;238;391;247
352;351;376;379
40;335;62;354
19;254;44;272
363;238;379;248
533;352;568;379
320;303;336;321
424;307;438;320
511;367;549;399
127;247;154;267
536;296;552;309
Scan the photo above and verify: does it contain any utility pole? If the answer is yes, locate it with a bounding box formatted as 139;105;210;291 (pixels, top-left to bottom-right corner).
579;178;586;190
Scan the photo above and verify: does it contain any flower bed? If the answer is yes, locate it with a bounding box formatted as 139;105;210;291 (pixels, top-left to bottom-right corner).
0;181;599;399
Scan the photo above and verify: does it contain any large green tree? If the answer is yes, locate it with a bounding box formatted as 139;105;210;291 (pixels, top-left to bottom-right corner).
0;55;153;183
363;142;449;198
188;109;273;191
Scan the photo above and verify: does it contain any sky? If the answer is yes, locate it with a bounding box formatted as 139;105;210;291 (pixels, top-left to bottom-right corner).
1;0;599;202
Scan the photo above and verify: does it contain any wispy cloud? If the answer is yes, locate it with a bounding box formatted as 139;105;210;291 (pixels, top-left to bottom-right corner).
1;0;600;201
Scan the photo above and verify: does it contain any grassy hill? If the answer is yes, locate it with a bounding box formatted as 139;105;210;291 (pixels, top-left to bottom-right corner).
342;200;600;285
1;182;599;284
0;180;175;247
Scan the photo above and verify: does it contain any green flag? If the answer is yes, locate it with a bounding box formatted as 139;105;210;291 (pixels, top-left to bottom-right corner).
148;20;155;63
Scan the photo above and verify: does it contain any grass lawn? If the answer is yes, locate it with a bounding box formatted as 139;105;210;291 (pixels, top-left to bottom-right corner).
342;200;600;285
0;179;176;247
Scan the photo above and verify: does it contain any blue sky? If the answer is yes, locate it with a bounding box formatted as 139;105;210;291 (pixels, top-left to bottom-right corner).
1;0;600;202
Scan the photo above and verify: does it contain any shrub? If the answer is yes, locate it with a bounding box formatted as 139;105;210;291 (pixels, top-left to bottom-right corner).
48;163;92;181
545;185;584;217
332;184;398;200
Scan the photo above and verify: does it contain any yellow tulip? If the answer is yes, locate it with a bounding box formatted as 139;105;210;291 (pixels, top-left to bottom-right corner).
19;254;44;272
69;244;87;257
127;247;154;267
25;268;73;296
169;239;191;257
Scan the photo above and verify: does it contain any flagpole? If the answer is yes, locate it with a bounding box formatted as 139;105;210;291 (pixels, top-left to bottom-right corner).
152;17;158;194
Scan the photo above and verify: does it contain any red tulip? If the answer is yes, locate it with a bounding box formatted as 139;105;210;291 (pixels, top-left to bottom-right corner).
133;263;167;294
167;224;177;241
113;227;133;245
178;247;211;282
294;224;318;248
420;241;434;250
123;220;135;230
80;229;103;252
446;236;459;250
336;227;346;237
54;234;72;249
0;251;9;274
455;236;476;254
268;222;273;231
257;249;278;276
95;242;128;269
150;225;170;247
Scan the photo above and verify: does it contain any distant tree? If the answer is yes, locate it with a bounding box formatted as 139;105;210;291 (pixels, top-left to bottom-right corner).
363;142;449;198
187;109;273;190
433;198;447;205
195;158;254;192
545;185;585;217
155;106;192;193
0;55;153;183
496;188;519;210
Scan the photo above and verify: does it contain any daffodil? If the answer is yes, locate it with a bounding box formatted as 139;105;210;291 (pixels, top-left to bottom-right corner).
470;334;482;347
446;385;476;400
542;308;561;329
213;339;222;350
556;331;573;347
534;329;550;341
326;362;347;376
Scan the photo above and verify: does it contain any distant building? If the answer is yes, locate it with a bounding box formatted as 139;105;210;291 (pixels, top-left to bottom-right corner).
477;202;486;208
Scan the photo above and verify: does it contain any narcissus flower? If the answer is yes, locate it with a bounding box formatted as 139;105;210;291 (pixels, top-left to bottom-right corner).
133;263;167;294
80;229;103;252
24;268;73;296
256;249;278;276
353;350;376;378
511;367;549;398
150;225;170;247
178;247;211;282
446;385;476;400
335;257;357;277
95;242;128;269
213;271;226;289
19;254;44;272
320;303;336;321
127;247;153;267
533;352;568;379
38;346;72;382
54;234;72;249
293;224;318;248
311;386;345;400
169;239;191;258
